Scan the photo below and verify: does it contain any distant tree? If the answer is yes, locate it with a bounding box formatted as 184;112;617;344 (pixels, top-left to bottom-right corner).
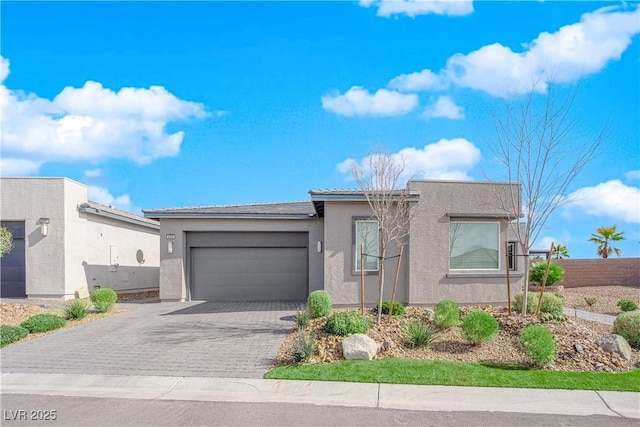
351;148;414;325
0;227;14;258
489;79;608;315
589;226;625;258
553;245;570;259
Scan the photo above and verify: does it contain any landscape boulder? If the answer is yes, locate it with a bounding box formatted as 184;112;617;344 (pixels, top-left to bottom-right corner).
597;334;632;361
342;334;379;360
424;309;435;322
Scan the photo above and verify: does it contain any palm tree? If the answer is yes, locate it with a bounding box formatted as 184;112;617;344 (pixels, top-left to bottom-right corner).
588;226;625;258
553;245;570;259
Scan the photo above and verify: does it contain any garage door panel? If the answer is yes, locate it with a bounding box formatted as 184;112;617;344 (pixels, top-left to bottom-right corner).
191;246;307;301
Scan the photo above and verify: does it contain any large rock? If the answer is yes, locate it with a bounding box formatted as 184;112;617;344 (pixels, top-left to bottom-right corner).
597;334;632;361
342;334;379;360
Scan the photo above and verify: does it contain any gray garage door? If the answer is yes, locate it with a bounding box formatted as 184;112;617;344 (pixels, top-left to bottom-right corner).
189;232;308;301
0;221;26;298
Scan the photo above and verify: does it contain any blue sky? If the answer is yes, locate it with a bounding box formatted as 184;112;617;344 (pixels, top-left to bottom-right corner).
1;0;639;259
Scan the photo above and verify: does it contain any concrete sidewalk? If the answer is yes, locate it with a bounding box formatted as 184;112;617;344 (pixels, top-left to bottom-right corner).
1;373;638;419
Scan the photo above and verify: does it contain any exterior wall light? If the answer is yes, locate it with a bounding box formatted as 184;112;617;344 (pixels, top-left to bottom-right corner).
166;234;176;254
317;241;323;253
39;218;50;237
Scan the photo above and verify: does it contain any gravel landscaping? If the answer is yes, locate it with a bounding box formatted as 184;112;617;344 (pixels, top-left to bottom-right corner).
273;286;640;373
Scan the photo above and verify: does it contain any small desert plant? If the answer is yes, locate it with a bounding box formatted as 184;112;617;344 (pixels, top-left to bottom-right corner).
617;299;638;312
613;311;640;349
405;320;433;347
307;290;332;318
584;297;597;307
540;293;564;316
462;311;499;344
65;299;90;320
513;292;539;314
377;300;405;316
519;325;556;366
323;311;372;336
293;310;311;329
291;332;316;363
0;325;29;347
91;288;118;313
554;292;564;300
434;300;460;328
529;262;564;287
20;314;67;333
540;313;568;323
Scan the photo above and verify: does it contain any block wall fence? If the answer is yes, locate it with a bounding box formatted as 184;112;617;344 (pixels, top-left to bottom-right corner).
554;258;640;288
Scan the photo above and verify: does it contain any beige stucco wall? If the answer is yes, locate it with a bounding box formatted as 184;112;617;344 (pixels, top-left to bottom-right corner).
322;201;409;305
407;180;525;305
1;178;67;298
158;217;324;302
1;177;160;299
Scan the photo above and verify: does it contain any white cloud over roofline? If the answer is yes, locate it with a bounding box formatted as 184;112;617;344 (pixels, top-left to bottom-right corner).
0;55;211;175
338;138;481;182
562;179;640;224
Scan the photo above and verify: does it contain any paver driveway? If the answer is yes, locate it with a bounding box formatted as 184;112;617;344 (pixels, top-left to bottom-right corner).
0;301;299;378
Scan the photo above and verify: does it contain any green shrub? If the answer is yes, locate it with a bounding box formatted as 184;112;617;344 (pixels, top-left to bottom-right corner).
91;288;118;313
293;310;311;329
323;311;372;336
529;262;564;287
307;290;332;318
584;297;597;307
540;293;564;316
405;321;433;347
540;313;568;323
554;292;564;300
291;332;315;363
20;314;67;333
434;300;460;328
0;325;29;347
519;325;556;366
513;292;539;314
613;311;640;349
377;300;405;316
617;299;638;312
65;299;90;320
462;311;499;344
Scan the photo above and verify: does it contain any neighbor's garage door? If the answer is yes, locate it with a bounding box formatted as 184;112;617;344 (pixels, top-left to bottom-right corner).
188;232;308;301
0;221;26;298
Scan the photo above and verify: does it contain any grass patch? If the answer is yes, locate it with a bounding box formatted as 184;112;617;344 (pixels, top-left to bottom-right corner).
265;358;640;392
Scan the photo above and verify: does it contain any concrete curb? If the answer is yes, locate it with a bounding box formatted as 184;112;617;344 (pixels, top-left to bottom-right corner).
1;373;638;419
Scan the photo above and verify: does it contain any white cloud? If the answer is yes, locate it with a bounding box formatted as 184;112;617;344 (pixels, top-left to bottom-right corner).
84;169;102;178
563;180;640;224
445;5;640;96
624;170;640;181
322;86;418;117
0;158;43;176
422;96;464;119
88;185;139;214
0;56;209;169
533;236;557;252
387;68;449;92
338;138;481;181
360;0;474;18
0;56;9;84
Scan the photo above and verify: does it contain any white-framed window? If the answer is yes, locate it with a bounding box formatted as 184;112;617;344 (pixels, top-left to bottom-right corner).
354;219;379;273
507;241;517;271
449;222;500;270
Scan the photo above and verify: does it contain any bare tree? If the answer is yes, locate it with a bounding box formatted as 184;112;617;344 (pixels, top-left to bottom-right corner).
490;80;608;315
351;148;414;324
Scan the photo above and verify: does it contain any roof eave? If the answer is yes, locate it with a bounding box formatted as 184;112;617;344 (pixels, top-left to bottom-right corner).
79;206;160;230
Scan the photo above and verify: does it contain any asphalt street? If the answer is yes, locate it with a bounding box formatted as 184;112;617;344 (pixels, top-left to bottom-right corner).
2;394;638;427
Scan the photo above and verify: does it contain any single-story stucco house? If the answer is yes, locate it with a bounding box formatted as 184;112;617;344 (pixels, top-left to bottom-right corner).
0;177;160;300
144;180;525;305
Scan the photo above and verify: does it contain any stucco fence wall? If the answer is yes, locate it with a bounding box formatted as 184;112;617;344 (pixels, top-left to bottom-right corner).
554;258;640;288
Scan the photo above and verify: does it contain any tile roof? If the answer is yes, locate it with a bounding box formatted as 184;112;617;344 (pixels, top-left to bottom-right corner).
143;201;317;218
79;202;160;229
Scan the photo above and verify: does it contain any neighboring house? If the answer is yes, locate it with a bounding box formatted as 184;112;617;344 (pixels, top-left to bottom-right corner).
144;180;525;305
0;178;160;300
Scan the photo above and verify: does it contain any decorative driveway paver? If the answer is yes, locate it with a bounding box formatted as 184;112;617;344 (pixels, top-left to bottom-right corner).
0;301;299;378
